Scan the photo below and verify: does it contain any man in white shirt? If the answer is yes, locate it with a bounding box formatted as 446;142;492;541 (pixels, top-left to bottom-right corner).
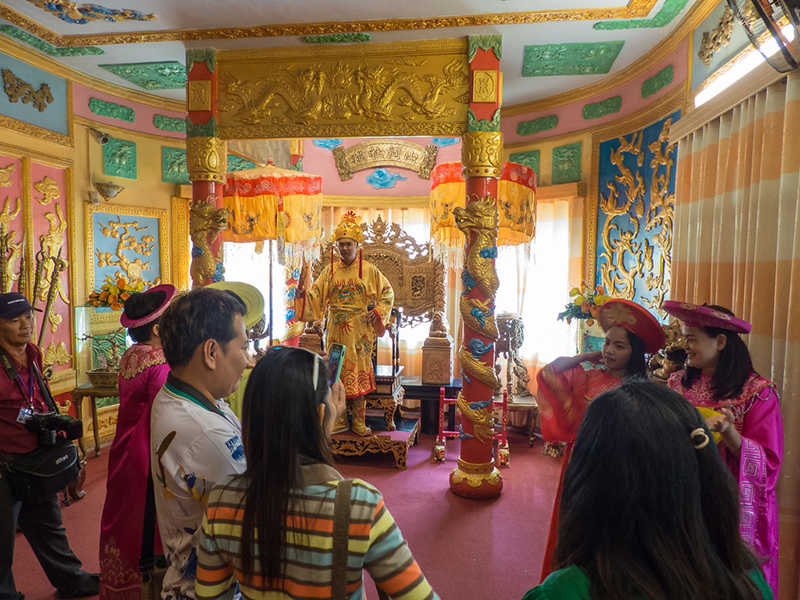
149;287;250;600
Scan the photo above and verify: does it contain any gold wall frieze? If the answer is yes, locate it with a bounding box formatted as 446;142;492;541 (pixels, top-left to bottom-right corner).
502;0;719;117
217;39;469;140
0;34;185;113
462;131;503;178
186;136;227;182
3;2;659;48
0;114;73;148
332;139;438;181
0;141;73;168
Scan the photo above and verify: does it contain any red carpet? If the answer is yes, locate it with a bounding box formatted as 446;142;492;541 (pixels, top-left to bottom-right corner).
13;430;561;600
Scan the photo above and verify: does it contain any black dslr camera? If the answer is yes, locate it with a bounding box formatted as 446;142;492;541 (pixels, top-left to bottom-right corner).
24;412;83;447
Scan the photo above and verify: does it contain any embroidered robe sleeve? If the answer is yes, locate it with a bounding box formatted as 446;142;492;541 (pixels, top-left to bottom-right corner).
536;364;589;443
295;264;332;323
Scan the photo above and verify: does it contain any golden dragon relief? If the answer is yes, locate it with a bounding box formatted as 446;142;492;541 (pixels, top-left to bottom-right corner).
599;120;674;312
218;57;469;130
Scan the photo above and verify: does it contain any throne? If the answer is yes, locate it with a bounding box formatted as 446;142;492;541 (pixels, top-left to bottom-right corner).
303;216;451;467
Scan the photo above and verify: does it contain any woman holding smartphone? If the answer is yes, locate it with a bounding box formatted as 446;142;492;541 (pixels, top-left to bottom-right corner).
195;346;438;600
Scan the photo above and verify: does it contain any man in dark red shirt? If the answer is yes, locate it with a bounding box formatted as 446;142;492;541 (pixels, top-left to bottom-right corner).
0;292;98;600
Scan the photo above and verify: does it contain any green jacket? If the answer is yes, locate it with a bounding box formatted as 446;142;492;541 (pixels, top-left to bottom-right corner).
522;565;773;600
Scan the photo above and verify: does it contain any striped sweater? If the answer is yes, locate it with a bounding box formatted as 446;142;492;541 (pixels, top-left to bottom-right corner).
197;467;438;600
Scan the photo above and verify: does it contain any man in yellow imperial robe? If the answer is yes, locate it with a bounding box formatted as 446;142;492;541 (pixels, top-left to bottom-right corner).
296;212;394;436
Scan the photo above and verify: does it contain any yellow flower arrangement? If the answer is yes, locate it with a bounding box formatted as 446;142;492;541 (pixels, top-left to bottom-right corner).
87;275;145;311
557;284;611;325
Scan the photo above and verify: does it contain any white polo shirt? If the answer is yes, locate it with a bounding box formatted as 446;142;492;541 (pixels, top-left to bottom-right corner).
150;373;246;600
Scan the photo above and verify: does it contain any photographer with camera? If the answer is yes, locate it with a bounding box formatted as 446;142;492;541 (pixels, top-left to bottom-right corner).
0;292;98;600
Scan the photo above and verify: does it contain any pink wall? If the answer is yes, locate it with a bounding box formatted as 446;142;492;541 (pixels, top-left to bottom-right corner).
503;40;689;144
72;83;185;139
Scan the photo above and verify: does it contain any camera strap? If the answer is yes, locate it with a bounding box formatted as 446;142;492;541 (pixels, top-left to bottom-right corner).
0;344;57;413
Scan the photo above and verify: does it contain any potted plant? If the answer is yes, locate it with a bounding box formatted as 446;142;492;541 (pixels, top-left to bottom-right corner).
79;329;124;388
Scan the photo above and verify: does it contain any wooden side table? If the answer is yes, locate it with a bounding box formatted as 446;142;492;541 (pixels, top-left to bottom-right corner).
71;383;118;457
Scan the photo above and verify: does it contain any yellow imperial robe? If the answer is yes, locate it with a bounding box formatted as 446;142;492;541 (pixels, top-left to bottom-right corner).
296;259;394;398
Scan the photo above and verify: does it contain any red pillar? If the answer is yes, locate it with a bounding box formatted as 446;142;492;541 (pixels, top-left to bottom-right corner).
449;36;504;499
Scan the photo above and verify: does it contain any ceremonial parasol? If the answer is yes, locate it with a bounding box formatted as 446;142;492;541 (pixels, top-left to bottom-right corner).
223;162;324;343
430;161;537;267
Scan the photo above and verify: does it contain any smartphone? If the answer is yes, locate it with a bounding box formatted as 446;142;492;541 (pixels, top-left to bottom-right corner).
328;343;346;385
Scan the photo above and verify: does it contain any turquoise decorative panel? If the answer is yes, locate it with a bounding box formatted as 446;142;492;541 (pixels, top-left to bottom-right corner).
99;61;186;90
583;96;622;120
89;97;135;122
522;42;624;77
552;143;582;185
162;147;190;184
595;111;681;319
517;115;558;137
509;150;540;183
153;114;185;133
594;0;690;29
227;155;257;171
0;52;68;135
91;211;162;290
103;139;137;179
641;65;674;98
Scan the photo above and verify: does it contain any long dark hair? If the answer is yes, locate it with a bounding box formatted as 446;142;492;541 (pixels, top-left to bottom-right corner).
680;305;755;400
555;381;762;600
237;347;333;585
623;329;647;379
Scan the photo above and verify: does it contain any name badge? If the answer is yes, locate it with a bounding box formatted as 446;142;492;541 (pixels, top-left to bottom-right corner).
16;407;32;423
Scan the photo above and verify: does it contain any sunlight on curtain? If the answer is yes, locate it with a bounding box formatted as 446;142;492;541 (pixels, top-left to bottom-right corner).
496;200;575;368
223;241;288;341
672;71;800;599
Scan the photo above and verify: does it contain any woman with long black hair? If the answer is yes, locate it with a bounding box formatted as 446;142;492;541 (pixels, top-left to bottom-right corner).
523;381;771;599
537;299;665;581
195;346;438;600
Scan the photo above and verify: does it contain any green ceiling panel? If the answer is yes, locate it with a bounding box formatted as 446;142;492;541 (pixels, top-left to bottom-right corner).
522;42;624;77
641;65;674;98
516;115;558;137
0;25;103;56
99;61;187;90
594;0;690;30
583;96;622;120
303;33;371;44
552;143;582;185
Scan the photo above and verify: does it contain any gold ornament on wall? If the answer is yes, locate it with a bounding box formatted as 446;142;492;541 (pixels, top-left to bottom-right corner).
95;216;157;289
1;69;53;112
698;6;734;67
461;131;503;178
186;136;227;183
0;164;16;187
216;40;470;139
43;341;72;367
332;139;438;181
34;175;61;205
